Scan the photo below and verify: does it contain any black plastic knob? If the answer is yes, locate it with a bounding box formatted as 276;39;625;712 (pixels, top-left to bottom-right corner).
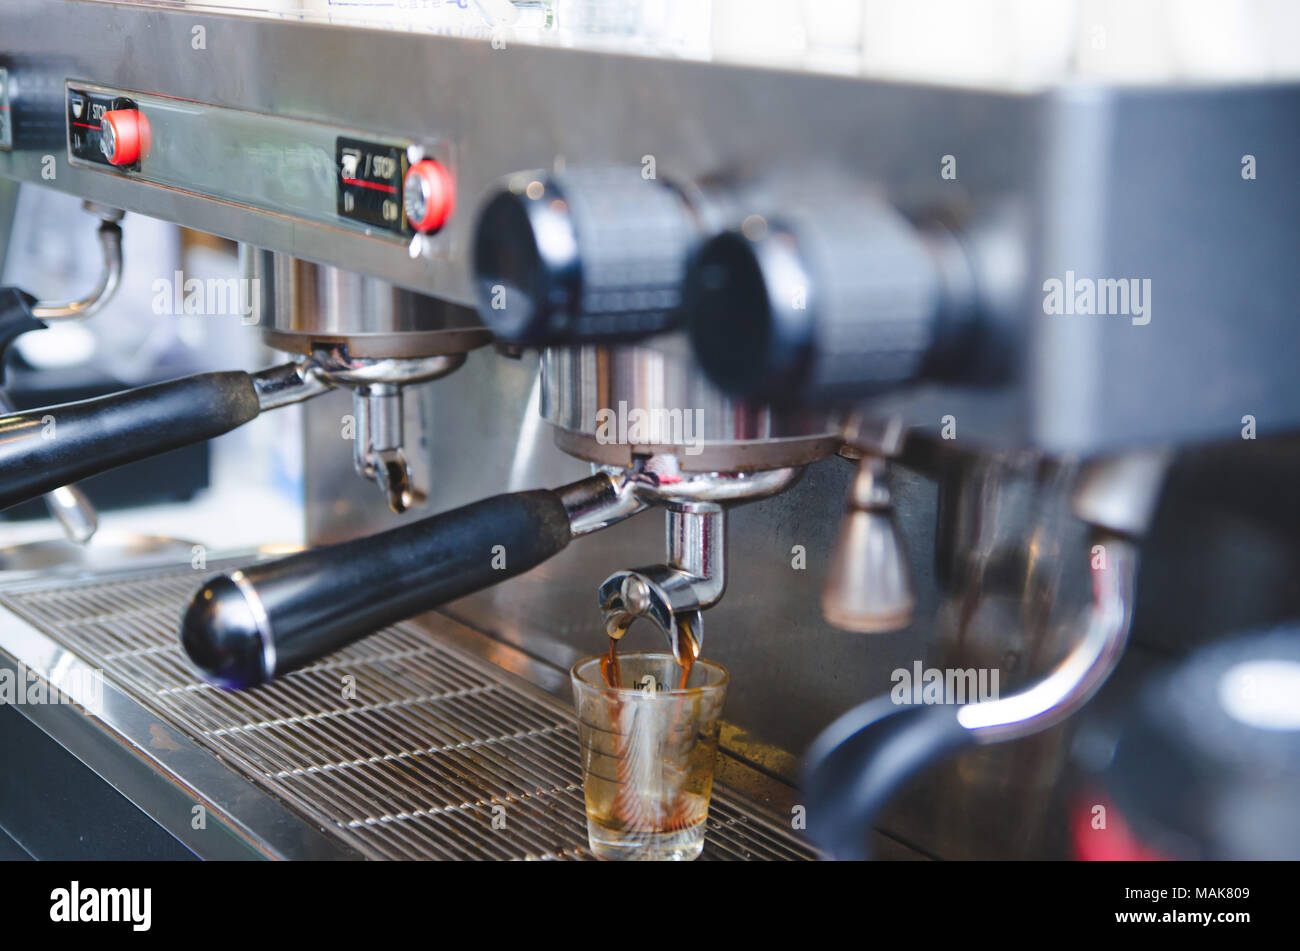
684;201;965;404
472;168;697;345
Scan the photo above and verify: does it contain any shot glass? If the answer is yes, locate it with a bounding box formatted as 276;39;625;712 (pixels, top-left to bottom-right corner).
571;651;729;861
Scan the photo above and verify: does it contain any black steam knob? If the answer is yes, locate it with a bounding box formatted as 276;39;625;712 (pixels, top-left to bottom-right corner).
472;168;698;345
683;200;972;404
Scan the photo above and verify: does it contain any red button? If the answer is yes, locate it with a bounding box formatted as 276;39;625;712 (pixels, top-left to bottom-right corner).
100;109;150;167
403;159;453;233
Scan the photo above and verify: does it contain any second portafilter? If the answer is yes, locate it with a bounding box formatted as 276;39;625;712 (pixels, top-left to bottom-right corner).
0;246;489;520
242;248;491;512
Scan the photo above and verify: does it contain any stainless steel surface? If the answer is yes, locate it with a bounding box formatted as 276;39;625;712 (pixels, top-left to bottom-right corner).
245;249;491;359
2;4;1294;449
664;504;726;609
557;463;806;541
556;471;648;538
64;81;433;246
1070;449;1173;537
0;533;198;575
1;2;1033;308
249;359;335;412
599;567;702;665
598;504;723;660
0;582;357;860
0;560;817;860
821;454;915;633
614;462;804;505
310;348;468;389
349;383;414;513
541;343;839;471
243;248;486;510
301;348;467;513
576;461;806;656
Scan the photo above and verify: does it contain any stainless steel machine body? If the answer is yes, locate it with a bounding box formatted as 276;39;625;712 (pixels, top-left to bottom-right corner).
1;1;1298;861
2;4;1296;452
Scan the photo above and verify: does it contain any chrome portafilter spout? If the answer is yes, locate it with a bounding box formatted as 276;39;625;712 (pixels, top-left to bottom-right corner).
307;344;466;514
597;461;801;663
802;448;1171;860
241;248;491;513
599;506;718;666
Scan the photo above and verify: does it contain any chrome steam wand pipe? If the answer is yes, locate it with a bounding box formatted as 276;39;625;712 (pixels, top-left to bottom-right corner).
956;530;1136;741
947;448;1168;739
29;204;124;321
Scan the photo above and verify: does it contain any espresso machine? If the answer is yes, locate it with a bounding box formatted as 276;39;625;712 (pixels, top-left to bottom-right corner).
0;1;1298;862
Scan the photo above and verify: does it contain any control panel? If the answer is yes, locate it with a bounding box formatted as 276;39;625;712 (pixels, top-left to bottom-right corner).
68;88;142;167
64;82;453;244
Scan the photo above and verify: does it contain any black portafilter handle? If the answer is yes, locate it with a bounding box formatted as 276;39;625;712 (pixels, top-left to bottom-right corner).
0;367;263;512
181;488;579;689
0;287;47;377
801;695;976;860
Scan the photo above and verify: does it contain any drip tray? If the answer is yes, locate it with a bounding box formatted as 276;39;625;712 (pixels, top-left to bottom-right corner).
0;561;817;861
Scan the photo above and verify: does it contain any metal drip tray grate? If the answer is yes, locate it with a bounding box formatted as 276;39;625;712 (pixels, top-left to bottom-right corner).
0;563;816;861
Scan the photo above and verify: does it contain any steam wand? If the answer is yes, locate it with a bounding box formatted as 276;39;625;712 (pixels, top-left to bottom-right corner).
802;449;1170;859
